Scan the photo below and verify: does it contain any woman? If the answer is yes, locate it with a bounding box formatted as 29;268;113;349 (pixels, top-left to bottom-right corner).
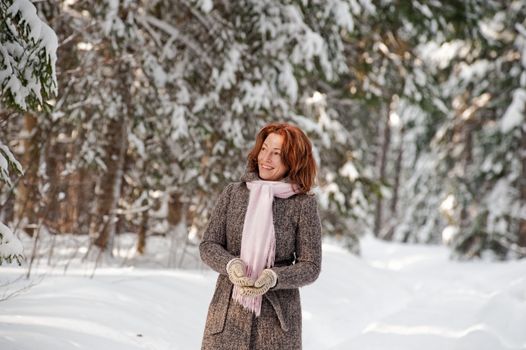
200;122;322;350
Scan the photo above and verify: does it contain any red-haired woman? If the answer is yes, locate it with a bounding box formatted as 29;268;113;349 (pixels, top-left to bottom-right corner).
200;122;322;349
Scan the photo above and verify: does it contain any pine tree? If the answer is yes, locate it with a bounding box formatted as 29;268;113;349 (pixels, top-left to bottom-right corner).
390;1;526;259
0;0;58;264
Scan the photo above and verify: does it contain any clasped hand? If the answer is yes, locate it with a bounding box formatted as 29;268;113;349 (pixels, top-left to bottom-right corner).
226;259;277;297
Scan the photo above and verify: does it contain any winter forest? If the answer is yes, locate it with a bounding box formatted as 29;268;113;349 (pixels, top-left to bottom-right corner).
1;0;526;349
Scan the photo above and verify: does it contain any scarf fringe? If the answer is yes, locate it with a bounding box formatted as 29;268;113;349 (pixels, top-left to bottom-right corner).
232;286;262;317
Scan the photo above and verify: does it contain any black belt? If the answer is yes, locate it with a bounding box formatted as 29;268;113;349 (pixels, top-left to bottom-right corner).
273;259;295;267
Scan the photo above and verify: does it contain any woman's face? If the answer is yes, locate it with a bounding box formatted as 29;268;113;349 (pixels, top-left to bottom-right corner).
257;133;289;181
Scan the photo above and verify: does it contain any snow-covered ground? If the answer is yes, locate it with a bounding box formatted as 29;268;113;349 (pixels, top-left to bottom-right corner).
1;235;525;350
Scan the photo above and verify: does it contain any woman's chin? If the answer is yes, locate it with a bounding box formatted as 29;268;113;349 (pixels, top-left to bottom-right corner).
258;168;268;178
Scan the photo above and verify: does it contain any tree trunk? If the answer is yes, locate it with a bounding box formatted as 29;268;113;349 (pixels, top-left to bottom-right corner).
457;123;477;256
384;126;404;241
91;114;127;251
73;167;94;235
114;152;131;239
391;127;404;214
90;57;132;251
15;112;41;236
374;105;391;237
167;193;187;267
136;205;148;255
63;166;77;234
460;127;473;231
43;129;62;233
518;122;526;247
73;123;96;236
136;168;151;255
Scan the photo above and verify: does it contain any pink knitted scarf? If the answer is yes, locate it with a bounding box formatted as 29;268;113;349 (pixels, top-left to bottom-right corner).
232;180;297;316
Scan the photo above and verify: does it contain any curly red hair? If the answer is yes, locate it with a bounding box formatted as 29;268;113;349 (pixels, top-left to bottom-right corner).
247;122;317;194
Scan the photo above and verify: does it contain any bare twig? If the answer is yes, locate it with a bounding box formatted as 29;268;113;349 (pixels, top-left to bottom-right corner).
0;275;43;302
26;219;44;279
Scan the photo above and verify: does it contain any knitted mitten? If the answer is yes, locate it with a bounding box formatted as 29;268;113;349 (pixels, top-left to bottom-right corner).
239;269;277;297
226;258;254;287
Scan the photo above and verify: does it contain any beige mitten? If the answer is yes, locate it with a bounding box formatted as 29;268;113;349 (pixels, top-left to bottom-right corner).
226;258;254;287
239;269;277;297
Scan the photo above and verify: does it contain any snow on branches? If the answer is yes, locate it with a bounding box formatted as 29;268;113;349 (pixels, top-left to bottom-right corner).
0;0;58;111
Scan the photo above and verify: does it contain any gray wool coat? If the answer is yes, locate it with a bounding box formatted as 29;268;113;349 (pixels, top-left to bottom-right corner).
200;172;322;350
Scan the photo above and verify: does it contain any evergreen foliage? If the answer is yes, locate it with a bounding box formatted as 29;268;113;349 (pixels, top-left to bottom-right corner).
0;0;57;111
0;0;524;262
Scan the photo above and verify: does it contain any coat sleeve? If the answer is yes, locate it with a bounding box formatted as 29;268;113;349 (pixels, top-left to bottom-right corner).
271;194;322;290
199;183;236;275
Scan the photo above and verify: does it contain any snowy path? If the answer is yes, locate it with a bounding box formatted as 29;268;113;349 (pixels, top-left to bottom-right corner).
1;236;525;350
307;237;526;350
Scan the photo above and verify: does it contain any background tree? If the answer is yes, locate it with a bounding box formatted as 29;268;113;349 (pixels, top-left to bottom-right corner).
392;1;526;259
2;0;524;267
0;0;58;264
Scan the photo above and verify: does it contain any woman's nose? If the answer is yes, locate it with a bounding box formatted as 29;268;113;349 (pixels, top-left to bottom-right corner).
263;152;272;163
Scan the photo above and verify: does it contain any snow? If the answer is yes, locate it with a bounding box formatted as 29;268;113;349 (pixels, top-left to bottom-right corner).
412;1;433;19
500;88;526;133
213;46;243;91
458;60;491;84
170;106;189;141
485;178;523;238
240;80;272;111
441;225;459;245
102;0;123;36
0;222;23;262
339;160;359;181
516;23;526;68
329;0;355;32
486;178;514;224
357;0;376;15
197;0;213;13
7;0;58;68
6;0;58;99
278;62;298;103
0;139;24;186
128;132;145;158
1;236;525;349
291;30;325;71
